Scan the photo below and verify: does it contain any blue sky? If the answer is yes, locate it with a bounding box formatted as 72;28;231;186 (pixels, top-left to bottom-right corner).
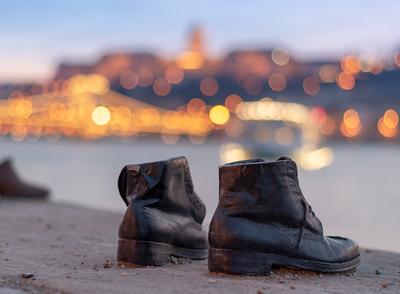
1;0;399;82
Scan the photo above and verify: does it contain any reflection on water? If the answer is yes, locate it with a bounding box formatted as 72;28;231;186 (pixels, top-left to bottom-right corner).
293;144;334;170
0;139;399;253
219;142;334;171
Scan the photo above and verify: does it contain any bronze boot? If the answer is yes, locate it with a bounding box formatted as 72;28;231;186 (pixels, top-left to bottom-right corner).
117;156;208;266
208;157;360;275
0;158;50;200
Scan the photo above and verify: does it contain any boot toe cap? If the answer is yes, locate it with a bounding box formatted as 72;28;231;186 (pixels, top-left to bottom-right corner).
32;186;50;199
327;235;360;262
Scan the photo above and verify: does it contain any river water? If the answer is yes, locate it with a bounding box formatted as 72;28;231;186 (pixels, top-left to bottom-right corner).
1;139;399;253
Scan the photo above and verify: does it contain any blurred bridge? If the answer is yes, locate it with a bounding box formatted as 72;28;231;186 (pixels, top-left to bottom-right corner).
0;74;212;141
0;74;333;169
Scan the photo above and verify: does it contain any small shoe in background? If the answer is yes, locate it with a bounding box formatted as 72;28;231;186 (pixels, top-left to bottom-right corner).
0;158;50;200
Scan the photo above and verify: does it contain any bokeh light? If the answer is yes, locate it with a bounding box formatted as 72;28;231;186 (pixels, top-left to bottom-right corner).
271;48;290;66
319;117;336;136
340;109;361;138
137;68;154;87
383;109;399;128
120;71;138;89
209;105;230;125
336;72;355;90
341;55;361;74
187;98;206;113
49;102;67;121
268;73;287;92
8;99;33;118
318;65;338;83
224;94;242;112
165;65;184;84
303;77;320;96
153;77;171;96
139;108;160;126
161;133;180;144
200;77;219;96
219;143;250;164
378;109;399;138
92;106;111;126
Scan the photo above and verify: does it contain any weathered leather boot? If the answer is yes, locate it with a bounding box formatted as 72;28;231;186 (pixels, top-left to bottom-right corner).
117;156;208;266
209;157;360;275
0;158;50;199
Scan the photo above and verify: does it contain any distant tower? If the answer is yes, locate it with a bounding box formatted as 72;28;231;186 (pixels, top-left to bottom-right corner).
189;26;205;56
176;25;206;70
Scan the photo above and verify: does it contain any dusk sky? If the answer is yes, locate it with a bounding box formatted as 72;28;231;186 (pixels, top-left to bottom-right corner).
1;0;399;83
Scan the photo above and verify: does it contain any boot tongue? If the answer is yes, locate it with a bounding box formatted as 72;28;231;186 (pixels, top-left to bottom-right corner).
224;158;265;166
277;155;298;179
277;156;293;162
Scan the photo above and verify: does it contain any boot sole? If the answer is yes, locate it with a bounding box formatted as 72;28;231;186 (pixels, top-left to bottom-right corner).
118;239;208;266
0;194;49;200
208;248;361;276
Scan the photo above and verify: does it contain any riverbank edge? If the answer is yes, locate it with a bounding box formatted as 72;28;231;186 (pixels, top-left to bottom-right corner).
0;200;399;293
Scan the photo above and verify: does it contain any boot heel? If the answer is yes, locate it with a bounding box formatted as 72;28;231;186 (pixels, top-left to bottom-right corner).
117;239;172;266
208;248;272;276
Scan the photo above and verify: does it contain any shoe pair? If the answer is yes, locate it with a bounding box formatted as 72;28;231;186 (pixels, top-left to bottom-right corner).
117;156;360;275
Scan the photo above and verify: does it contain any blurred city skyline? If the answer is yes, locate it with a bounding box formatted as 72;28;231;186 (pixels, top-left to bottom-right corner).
1;0;400;83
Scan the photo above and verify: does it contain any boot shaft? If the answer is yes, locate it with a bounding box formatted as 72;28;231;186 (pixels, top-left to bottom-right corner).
118;156;206;223
217;157;322;234
117;156;208;255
